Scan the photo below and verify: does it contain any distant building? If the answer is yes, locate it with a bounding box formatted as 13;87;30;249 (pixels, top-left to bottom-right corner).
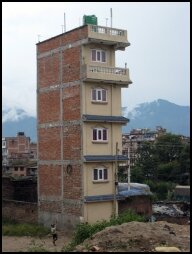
2;132;37;175
174;185;190;202
122;126;167;168
10;163;37;177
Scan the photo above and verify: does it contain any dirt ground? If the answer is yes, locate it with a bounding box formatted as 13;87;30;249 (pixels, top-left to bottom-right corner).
2;221;190;252
2;231;72;252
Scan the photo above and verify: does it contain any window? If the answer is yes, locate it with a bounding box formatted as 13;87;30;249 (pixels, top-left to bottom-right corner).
91;49;106;63
15;167;18;171
93;168;108;181
92;88;107;102
93;128;108;142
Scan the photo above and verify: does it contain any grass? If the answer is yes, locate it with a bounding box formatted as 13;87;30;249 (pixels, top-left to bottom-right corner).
2;219;50;237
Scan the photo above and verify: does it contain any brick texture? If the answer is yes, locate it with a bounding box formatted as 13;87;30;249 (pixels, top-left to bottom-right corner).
38;128;61;160
38;90;60;123
37;26;87;224
119;195;152;217
63;84;81;120
39;165;61;196
37;25;88;54
63;124;81;160
63;164;82;199
38;53;60;88
2;200;37;224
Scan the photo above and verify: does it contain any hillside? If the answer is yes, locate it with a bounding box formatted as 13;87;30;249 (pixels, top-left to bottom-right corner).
123;99;190;136
2;108;37;142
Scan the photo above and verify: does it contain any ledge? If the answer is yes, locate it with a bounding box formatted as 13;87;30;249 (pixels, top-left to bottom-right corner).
82;114;129;124
84;155;128;162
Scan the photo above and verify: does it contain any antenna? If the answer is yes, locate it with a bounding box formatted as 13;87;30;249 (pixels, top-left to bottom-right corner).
64;13;66;32
37;34;41;42
110;8;112;28
106;18;108;27
61;25;64;33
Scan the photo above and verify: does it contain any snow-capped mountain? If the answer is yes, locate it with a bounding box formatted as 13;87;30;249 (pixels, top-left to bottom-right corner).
2;108;37;141
2;99;190;141
122;99;190;136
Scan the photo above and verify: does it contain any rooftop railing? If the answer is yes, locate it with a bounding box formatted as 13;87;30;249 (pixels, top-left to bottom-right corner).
90;25;126;37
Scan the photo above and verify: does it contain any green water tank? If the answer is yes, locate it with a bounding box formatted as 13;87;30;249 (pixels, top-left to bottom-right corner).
83;15;98;25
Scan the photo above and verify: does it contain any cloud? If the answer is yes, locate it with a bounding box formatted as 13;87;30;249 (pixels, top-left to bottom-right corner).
2;107;28;123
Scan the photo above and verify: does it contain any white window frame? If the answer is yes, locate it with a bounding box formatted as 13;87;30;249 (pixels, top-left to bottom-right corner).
91;49;106;63
93;168;108;181
92;128;108;142
91;88;107;102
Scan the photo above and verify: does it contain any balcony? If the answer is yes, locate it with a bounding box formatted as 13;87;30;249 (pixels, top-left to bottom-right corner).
82;65;132;87
87;25;130;50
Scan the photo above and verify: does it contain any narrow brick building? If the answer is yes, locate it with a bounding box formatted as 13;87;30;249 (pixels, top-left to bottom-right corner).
37;19;132;229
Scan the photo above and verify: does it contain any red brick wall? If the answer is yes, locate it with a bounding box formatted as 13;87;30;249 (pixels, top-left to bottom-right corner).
38;128;61;160
63;124;81;160
39;165;61;196
7;135;30;155
119;195;152;217
2;200;37;224
62;47;81;83
38;90;60;123
37;25;88;54
38;53;60;88
39;201;62;213
63;85;81;120
63;164;81;199
37;26;87;223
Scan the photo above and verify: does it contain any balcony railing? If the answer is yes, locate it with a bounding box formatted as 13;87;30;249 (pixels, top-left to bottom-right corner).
82;65;132;86
87;25;129;48
89;65;127;75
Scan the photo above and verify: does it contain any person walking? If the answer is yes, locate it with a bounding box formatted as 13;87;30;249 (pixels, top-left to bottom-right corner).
51;223;58;246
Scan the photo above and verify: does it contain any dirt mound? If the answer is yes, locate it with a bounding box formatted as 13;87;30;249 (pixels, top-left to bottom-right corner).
75;221;190;252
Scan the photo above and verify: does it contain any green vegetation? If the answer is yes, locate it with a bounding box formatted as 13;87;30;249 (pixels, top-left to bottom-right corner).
2;220;49;237
131;133;190;200
62;210;144;252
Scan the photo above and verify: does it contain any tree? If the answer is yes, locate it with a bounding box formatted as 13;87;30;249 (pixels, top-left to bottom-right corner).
131;133;190;200
132;141;158;182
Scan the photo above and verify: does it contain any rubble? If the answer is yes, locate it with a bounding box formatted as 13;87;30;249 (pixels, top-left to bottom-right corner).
155;246;181;252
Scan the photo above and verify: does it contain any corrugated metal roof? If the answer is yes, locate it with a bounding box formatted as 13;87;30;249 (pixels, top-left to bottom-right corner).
84;155;128;162
82;114;129;123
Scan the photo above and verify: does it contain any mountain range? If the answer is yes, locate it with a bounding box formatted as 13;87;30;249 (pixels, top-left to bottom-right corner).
2;99;190;142
122;99;190;136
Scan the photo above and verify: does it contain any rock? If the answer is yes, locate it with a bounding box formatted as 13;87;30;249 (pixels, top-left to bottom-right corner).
155;246;181;252
90;245;100;251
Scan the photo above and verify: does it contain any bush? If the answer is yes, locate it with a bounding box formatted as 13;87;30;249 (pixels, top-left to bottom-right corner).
62;210;144;252
2;222;50;237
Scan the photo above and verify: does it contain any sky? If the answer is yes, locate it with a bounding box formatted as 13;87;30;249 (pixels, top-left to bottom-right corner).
2;2;190;120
